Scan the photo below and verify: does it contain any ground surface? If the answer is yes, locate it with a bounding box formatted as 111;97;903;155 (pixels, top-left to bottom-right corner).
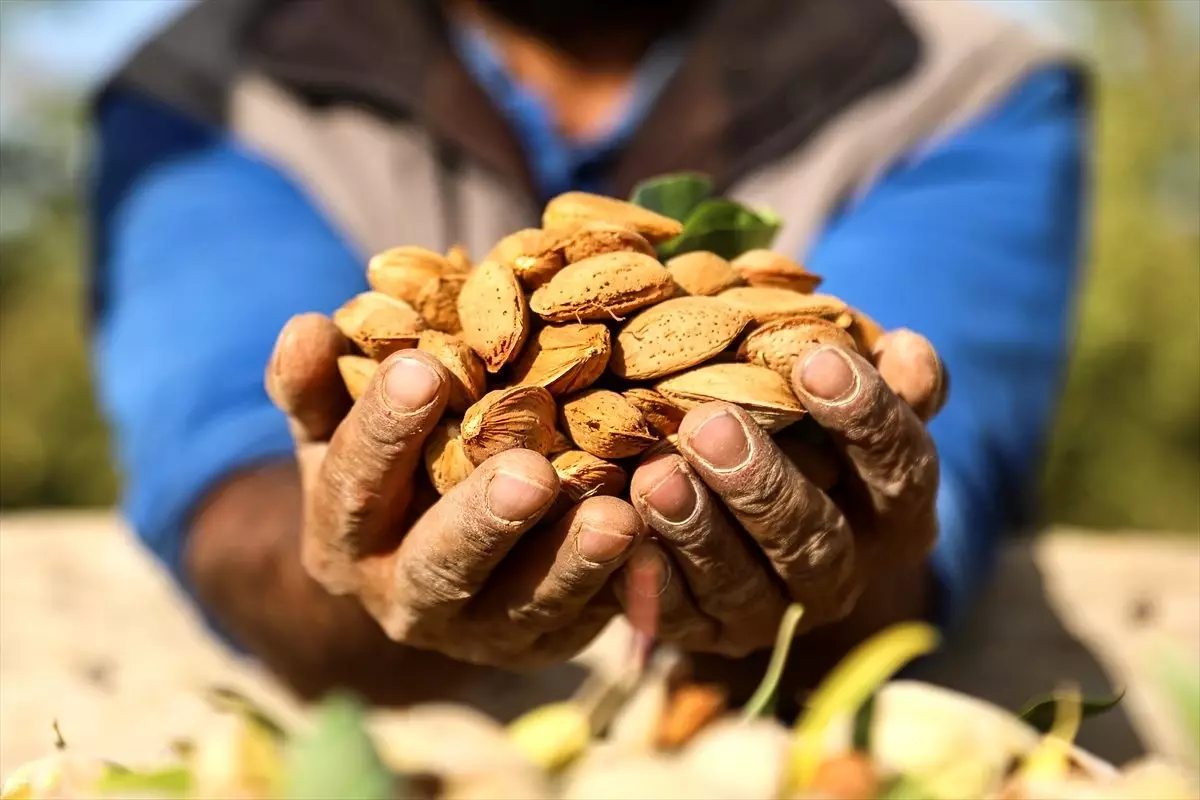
0;510;1196;777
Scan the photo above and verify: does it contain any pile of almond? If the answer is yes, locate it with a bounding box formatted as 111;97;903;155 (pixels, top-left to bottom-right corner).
332;191;887;503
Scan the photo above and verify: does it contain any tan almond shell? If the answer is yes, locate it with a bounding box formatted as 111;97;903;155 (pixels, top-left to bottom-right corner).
622;388;686;437
548;429;575;456
736;316;859;380
542;191;684;244
731;249;824;293
716;287;851;326
486;228;565;288
508;323;612;396
337;355;378;401
655;363;806;432
610;296;752;380
560;221;657;263
333;291;426;359
367;247;466;333
643;432;682;460
460;385;558;465
666;251;745;296
423;419;476;495
560;389;659;459
529;252;676;323
847;307;886;356
445;244;473;273
551;450;628;503
416;330;487;413
456;260;530;372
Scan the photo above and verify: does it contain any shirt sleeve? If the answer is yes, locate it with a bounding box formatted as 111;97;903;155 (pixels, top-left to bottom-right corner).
805;66;1089;630
88;90;369;606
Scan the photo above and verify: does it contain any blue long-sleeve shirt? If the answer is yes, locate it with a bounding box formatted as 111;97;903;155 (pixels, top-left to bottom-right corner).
89;35;1085;645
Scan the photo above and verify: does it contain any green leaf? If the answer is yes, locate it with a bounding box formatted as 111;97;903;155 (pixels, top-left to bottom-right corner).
629;173;713;222
1154;647;1200;763
281;693;395;800
1017;689;1125;733
657;199;782;260
850;692;877;752
878;775;936;800
741;603;805;720
94;764;191;797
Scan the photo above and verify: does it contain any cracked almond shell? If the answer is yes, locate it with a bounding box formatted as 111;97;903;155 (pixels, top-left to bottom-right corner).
655;363;806;432
337;355;378;401
731;249;823;294
560;221;657;263
456;259;530;372
423;419;476;495
417;330;487;413
736;316;859;380
460;385;557;465
542;191;684;244
486;229;565;289
622;388;686;437
560;389;659;459
610;296;752;380
846;308;886;356
551;450;628;503
509;323;611;396
367;246;466;333
333;291;426;359
530;252;676;323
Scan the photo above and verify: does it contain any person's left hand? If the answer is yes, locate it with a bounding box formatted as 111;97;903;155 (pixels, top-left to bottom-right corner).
620;329;947;656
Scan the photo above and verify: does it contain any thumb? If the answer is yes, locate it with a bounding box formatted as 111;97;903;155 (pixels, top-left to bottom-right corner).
872;328;948;423
266;312;354;443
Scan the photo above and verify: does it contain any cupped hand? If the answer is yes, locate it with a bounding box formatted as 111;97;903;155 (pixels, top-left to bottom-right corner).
266;313;644;668
622;329;946;657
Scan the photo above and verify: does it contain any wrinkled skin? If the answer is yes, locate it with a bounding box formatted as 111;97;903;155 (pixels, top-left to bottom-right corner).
267;312;946;667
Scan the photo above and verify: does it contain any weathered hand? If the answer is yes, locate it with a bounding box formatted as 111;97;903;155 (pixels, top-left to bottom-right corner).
266;313;644;668
622;329;946;656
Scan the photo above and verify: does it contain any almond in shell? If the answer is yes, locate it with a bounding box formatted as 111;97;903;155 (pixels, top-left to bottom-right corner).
486;229;565;288
622;388;686;437
530;252;675;323
423;419;476;495
666;251;745;296
610;296;752;380
736;316;858;380
367;246;465;333
655;363;805;432
847;308;886;356
460;385;557;465
731;250;823;293
717;287;851;327
542;191;684;244
456;259;530;372
560;389;659;459
417;330;487;412
560;221;657;263
337;355;378;401
551;450;628;503
333;291;426;359
509;323;611;396
445;244;473;273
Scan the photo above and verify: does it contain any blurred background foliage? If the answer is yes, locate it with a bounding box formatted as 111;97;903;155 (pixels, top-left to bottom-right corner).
0;0;1196;532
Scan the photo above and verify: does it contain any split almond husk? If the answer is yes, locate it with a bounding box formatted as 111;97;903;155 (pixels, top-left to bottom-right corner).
548;429;574;456
655;363;806;432
560;221;657;263
460;385;558;465
736;315;859;380
486;229;565;289
560;389;658;459
717;286;851;326
446;244;473;273
509;323;611;396
530;252;676;323
456;260;530;372
333;291;426;359
666;251;745;296
732;249;823;293
542;191;684;244
337;355;378;401
622;388;686;437
417;330;487;412
610;296;752;380
424;419;476;496
551;450;627;503
368;246;466;332
847;307;886;356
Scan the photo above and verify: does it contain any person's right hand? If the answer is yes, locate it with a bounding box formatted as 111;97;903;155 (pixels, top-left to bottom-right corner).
265;313;645;668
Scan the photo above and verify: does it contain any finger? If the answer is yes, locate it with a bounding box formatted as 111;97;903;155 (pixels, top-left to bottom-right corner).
792;344;940;558
380;448;560;642
618;541;719;651
631;453;788;651
676;403;859;625
468;495;644;638
307;348;449;564
872;328;948;422
266;313;352;444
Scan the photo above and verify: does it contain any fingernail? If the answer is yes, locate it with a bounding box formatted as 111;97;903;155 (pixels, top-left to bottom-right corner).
383;357;440;411
687;411;750;471
576;522;635;563
799;346;857;402
628;545;671;597
487;470;556;522
639;459;695;522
